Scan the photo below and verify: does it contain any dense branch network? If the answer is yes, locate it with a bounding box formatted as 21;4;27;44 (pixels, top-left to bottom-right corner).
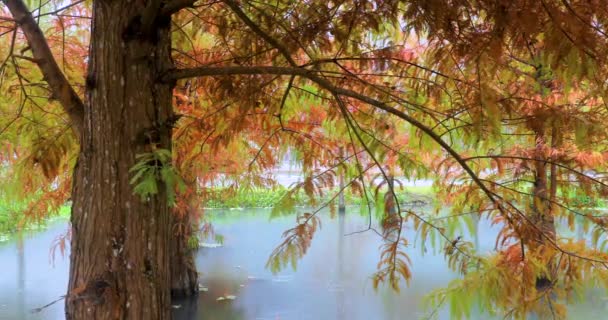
2;0;84;135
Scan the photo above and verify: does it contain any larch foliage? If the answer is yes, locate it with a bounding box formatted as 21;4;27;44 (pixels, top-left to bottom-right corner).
2;1;608;318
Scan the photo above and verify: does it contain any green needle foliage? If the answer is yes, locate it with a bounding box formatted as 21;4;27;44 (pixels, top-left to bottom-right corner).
130;149;185;206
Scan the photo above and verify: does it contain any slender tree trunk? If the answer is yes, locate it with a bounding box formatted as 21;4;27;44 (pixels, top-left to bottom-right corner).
532;155;556;242
338;147;346;214
531;130;557;242
531;130;557;291
549;124;560;205
66;2;174;319
385;174;397;215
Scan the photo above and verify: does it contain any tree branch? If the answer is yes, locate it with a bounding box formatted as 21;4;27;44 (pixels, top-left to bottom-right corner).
3;0;84;135
167;65;605;261
462;155;608;188
164;65;501;211
222;0;297;67
160;0;198;16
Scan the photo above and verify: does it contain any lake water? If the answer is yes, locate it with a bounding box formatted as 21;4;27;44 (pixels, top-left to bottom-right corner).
0;222;69;320
0;208;606;319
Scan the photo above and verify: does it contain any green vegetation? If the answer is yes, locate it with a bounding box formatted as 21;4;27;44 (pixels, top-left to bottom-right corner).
0;199;28;234
203;185;435;209
0;184;433;234
566;189;606;208
130;149;185;206
0;200;70;235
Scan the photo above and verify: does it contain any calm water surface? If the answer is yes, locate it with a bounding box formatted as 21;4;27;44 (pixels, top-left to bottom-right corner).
176;208;498;320
0;208;606;319
0;222;69;320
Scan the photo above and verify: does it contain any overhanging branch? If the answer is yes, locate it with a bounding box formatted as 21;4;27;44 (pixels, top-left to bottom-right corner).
164;65;498;204
3;0;84;135
165;63;608;263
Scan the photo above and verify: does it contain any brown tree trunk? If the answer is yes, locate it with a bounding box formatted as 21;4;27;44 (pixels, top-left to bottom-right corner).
66;1;174;319
338;147;346;214
532;154;556;242
549;124;561;205
170;210;199;298
531;130;557;291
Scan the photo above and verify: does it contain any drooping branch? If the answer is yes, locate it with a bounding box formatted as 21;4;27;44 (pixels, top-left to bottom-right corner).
3;0;84;135
168;65;605;260
165;65;500;210
462;155;608;188
222;0;298;67
165;65;300;79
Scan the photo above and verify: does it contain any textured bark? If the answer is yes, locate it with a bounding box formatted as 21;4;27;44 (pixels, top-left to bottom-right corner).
170;211;198;298
66;1;174;319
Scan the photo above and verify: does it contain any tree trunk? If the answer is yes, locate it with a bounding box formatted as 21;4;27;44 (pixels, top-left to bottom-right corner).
532;156;556;242
170;211;199;298
531;131;557;291
66;1;174;319
337;147;346;214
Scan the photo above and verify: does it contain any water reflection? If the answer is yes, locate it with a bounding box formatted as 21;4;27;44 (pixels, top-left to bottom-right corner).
1;209;607;319
336;211;345;320
0;222;69;320
177;208;477;320
17;232;26;320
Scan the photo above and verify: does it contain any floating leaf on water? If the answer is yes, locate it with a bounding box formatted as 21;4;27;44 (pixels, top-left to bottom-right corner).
199;242;223;248
272;275;293;283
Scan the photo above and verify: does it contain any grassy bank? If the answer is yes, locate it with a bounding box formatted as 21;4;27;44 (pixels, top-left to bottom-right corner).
202;185;608;211
0;199;28;234
1;184;602;234
0;186;432;234
203;185;435;209
0;201;70;235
